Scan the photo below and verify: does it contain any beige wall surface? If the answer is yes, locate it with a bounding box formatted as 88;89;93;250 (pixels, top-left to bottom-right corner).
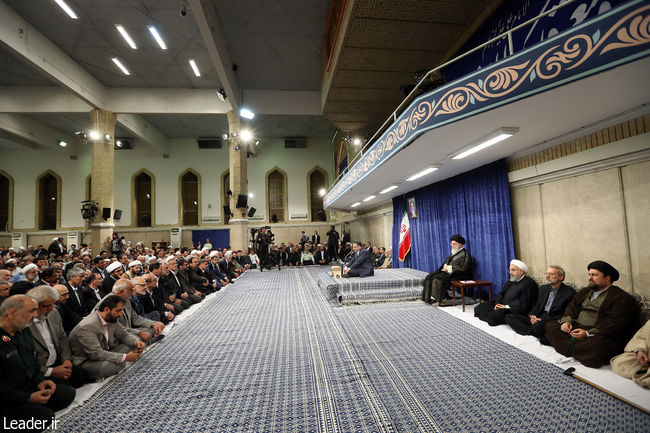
511;161;650;295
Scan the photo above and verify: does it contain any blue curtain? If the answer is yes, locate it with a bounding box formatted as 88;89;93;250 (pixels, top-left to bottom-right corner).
392;159;515;295
192;229;230;250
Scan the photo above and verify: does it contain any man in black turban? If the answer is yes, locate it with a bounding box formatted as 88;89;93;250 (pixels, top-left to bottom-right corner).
545;260;637;368
422;234;473;304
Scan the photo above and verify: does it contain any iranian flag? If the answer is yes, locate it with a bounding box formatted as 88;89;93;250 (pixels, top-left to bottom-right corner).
398;203;411;262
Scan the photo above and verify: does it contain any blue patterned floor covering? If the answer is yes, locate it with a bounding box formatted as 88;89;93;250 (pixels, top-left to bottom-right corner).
317;268;428;304
50;267;650;433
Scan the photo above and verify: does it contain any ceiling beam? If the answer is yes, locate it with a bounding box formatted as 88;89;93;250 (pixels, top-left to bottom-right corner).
106;88;231;114
189;0;241;110
244;90;322;116
0;87;92;113
116;114;170;155
0;113;78;154
0;1;106;108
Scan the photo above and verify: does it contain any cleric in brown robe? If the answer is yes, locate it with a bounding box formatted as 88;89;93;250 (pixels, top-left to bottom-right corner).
545;260;637;368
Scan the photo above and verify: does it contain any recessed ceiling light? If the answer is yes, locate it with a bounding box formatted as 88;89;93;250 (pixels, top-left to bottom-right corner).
57;140;67;148
379;185;398;194
188;59;201;77
148;26;167;50
111;57;130;75
406;166;438;181
240;108;255;120
450;127;519;160
350;202;361;208
240;130;253;142
53;0;78;19
115;25;137;49
363;195;376;202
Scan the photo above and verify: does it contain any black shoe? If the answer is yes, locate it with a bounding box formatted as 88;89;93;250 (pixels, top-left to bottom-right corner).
150;334;165;344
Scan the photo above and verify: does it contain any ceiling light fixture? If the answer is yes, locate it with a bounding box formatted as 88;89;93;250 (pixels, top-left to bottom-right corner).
240;130;253;142
53;0;78;19
450;127;519;160
57;140;67;148
115;25;137;49
248;192;254;198
363;195;376;202
148;26;167;50
104;134;112;140
116;140;122;147
240;108;255;120
350;202;361;208
188;59;201;77
379;185;398;194
89;130;101;141
217;89;226;101
406;166;438;181
255;140;260;146
318;188;326;197
353;137;361;145
111;57;130;75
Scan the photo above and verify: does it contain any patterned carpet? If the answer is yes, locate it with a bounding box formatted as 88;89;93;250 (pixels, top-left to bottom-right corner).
50;267;650;433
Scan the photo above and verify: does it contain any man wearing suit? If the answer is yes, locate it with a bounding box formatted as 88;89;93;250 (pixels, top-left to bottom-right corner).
374;247;386;267
326;226;340;263
0;295;76;428
545;260;638;368
165;258;199;306
68;295;145;379
343;242;374;278
178;258;206;300
505;266;574;342
474;259;538;326
83;272;104;314
312;230;321;245
28;286;88;388
315;244;328;265
95;279;164;343
90;256;108;279
64;267;87;331
422;234;474;303
142;274;174;324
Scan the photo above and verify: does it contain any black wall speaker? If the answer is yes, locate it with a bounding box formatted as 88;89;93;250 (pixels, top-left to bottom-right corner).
271;214;278;223
223;205;232;217
102;207;111;220
113;209;122;221
236;194;248;208
247;207;256;218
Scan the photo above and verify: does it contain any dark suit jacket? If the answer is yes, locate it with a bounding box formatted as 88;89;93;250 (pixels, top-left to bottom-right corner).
218;259;236;279
100;276;118;298
189;267;208;291
528;283;574;319
142;290;168;322
375;253;386;267
83;286;103;314
312;234;320;244
48;241;65;256
163;272;183;300
65;283;86;317
495;275;538;315
561;285;638;340
346;249;374;277
315;250;328;264
29;309;72;375
177;270;197;294
0;327;43;406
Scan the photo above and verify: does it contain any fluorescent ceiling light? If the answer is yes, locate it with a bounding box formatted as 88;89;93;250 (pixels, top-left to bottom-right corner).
240;108;255;120
406;166;438;181
148;26;167;50
116;25;137;49
379;185;398;194
188;59;201;77
451;127;519;160
53;0;78;19
57;140;67;148
350;202;361;208
111;57;130;75
363;195;376;202
240;130;253;142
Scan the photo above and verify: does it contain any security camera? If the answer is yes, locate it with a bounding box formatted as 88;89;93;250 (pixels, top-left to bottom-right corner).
180;6;187;17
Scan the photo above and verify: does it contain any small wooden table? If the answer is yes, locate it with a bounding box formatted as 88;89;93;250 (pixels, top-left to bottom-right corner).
450;280;492;312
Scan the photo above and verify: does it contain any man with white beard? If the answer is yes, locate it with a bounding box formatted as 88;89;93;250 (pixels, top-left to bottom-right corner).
422;234;473;304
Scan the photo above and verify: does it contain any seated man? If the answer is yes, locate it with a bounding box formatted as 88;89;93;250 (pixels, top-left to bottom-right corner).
545;261;637;368
68;295;145;379
142;273;174;324
504;265;574;342
314;245;328;265
300;246;314;266
422;234;473;303
28;286;89;388
374;247;386;268
611;320;650;387
0;295;75;427
343;242;374;278
379;248;393;269
474;259;538;326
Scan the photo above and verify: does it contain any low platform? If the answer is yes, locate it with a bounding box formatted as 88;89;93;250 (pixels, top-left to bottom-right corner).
317;267;428;305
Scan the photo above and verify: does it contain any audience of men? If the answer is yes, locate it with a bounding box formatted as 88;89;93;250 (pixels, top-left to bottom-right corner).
474;259;538;326
504;266;574;342
545;261;637;368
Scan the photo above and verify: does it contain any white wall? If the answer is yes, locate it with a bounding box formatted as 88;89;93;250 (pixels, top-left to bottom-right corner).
1;137;334;230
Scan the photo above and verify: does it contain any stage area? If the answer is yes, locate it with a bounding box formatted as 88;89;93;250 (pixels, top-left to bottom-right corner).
50;267;650;432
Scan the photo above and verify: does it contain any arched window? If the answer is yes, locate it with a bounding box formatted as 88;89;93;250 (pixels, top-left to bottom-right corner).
180;170;199;226
308;167;328;222
37;172;59;230
222;170;230;224
267;169;286;223
134;172;152;227
0;173;10;231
